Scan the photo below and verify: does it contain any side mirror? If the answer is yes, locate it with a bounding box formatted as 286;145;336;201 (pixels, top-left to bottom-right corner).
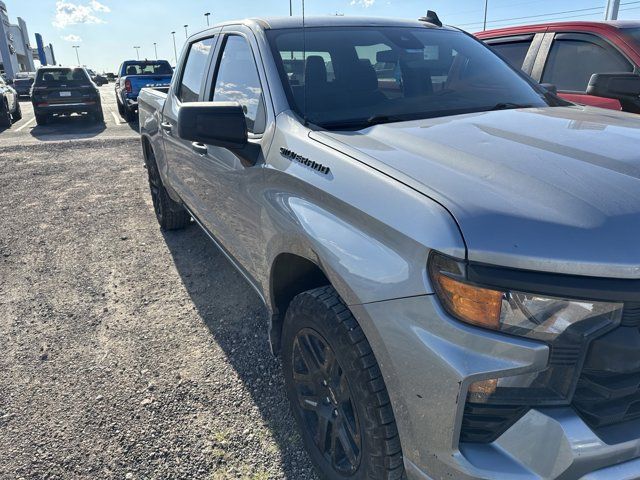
587;73;640;101
178;102;248;149
540;83;557;95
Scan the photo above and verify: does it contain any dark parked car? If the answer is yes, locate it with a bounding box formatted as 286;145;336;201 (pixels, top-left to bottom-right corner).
0;75;22;127
31;67;104;125
13;72;36;97
88;69;108;86
476;21;640;113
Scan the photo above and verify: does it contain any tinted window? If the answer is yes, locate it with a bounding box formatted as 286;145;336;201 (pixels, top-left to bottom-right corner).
122;61;173;76
623;27;640;48
490;40;532;69
267;27;550;129
179;37;216;103
212;35;265;134
542;35;633;92
35;68;91;85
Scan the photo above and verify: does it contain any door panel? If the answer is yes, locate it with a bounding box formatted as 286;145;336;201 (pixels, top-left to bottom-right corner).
189;29;272;280
162;33;219;217
540;32;634;111
558;92;621;110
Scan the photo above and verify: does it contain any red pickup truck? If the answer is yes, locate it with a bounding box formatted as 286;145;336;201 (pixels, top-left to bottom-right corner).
476;21;640;112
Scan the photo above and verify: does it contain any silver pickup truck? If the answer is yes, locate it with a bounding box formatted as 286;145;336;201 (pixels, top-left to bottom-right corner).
138;15;640;480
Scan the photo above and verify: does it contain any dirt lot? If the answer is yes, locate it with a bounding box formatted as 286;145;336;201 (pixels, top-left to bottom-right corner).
0;136;317;479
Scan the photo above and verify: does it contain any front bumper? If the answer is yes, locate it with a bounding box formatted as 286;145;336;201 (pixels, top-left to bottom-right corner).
351;295;640;480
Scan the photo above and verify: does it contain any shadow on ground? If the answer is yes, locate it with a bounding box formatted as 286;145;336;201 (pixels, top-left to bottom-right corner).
161;225;316;479
29;114;107;139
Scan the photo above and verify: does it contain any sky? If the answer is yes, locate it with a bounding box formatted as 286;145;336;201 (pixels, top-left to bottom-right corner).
5;0;640;72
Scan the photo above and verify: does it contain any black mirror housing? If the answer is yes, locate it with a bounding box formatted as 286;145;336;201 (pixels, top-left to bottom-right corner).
178;102;248;149
587;73;640;101
540;83;557;95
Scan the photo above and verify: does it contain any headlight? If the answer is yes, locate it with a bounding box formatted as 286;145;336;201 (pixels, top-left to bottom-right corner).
428;252;622;342
428;251;623;405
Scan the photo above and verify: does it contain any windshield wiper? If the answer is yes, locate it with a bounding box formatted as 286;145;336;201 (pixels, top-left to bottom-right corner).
318;114;413;130
488;102;535;111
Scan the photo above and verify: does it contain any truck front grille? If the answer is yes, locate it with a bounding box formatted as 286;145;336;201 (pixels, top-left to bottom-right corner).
572;303;640;429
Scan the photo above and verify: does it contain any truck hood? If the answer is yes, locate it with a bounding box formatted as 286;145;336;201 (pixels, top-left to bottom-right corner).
312;106;640;279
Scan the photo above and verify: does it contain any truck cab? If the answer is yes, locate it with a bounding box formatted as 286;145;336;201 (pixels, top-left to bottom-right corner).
139;16;640;480
115;59;173;121
477;21;640;112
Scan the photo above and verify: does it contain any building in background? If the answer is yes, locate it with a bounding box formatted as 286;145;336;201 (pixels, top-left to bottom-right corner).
0;0;54;80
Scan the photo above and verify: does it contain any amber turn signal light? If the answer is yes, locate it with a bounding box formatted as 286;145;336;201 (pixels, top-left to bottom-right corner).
432;272;503;330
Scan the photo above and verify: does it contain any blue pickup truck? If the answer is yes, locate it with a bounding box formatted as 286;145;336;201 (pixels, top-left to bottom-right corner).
115;60;172;121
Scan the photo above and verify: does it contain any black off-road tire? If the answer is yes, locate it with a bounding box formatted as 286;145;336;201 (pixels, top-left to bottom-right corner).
12;100;22;122
282;286;405;480
124;106;136;123
145;145;191;230
0;99;11;127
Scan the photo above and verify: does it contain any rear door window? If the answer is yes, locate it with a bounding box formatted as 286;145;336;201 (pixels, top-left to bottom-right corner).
542;33;633;92
36;68;91;86
487;37;533;69
178;37;216;103
211;35;266;134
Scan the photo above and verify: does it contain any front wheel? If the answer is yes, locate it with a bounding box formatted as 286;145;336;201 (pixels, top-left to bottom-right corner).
282;286;405;480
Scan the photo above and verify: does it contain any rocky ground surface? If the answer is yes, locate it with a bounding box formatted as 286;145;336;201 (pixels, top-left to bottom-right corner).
0;138;317;479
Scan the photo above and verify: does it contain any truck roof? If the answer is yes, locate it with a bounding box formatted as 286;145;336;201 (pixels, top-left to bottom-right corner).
476;20;640;37
208;15;453;31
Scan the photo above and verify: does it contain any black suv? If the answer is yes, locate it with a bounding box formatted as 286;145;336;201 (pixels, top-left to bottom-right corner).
32;67;104;125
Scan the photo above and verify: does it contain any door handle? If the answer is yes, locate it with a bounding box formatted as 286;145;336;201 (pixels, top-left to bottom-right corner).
160;122;173;134
191;142;208;155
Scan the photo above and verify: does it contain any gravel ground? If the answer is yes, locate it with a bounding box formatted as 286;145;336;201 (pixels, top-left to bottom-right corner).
0;138;317;479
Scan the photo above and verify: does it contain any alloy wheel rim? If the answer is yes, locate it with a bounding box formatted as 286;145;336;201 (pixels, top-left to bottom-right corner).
292;328;362;474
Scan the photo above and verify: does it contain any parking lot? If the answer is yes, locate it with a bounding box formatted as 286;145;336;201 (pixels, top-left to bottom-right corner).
0;86;316;479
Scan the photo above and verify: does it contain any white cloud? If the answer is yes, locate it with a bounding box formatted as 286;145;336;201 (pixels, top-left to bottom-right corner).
90;0;110;13
62;34;83;42
53;1;110;29
350;0;375;7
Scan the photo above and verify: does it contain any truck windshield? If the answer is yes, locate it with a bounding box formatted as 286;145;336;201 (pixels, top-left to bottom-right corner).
35;68;91;86
123;61;172;75
267;26;552;129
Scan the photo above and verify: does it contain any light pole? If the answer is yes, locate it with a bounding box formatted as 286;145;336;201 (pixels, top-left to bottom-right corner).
171;31;178;66
153;42;158;60
483;0;489;31
605;0;620;19
73;45;80;65
134;46;141;60
184;24;189;38
289;0;292;16
205;12;211;26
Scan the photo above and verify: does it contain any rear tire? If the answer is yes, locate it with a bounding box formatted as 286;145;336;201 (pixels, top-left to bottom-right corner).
12;101;22;122
117;98;125;116
35;111;49;126
124;106;136;123
93;105;104;124
0;99;11;127
145;144;191;230
282;286;405;480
